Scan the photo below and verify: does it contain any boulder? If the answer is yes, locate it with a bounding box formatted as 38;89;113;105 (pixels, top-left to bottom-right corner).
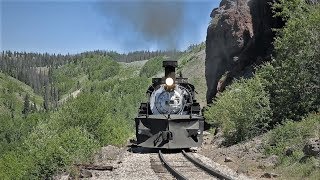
303;138;320;157
284;147;294;156
236;166;248;174
263;155;279;167
80;169;92;178
224;156;233;162
261;172;279;178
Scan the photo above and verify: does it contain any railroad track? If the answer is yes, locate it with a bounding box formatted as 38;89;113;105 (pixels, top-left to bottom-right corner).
152;150;233;180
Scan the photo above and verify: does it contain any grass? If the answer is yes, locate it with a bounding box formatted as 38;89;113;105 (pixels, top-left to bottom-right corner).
177;42;207;105
264;113;320;179
139;56;165;78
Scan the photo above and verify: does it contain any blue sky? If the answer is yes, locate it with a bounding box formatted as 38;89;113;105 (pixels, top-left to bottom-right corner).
1;0;219;54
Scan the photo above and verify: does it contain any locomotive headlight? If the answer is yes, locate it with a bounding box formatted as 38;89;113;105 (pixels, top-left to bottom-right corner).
165;77;174;86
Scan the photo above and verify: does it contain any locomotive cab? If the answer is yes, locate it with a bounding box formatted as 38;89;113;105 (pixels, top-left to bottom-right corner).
135;60;204;149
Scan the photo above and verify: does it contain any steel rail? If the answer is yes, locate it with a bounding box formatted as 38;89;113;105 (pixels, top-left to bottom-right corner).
158;150;187;180
182;150;233;180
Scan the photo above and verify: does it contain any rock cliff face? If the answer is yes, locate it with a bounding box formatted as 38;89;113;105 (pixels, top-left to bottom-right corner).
205;0;283;103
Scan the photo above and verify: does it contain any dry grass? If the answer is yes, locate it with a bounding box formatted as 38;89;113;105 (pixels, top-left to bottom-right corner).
179;48;207;107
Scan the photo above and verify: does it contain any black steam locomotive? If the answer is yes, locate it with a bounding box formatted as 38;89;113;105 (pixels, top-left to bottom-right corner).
135;61;204;149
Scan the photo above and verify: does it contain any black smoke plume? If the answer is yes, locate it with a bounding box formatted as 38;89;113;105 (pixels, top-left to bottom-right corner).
98;0;189;50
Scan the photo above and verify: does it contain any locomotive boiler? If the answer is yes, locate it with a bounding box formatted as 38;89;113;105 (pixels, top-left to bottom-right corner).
135;60;204;149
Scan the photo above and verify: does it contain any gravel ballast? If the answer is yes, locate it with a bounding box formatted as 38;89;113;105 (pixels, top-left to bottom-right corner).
90;151;159;180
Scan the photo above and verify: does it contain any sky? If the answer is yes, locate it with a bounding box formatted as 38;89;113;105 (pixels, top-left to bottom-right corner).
1;0;220;54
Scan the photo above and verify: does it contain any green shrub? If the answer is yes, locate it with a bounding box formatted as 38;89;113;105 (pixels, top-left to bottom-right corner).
205;76;272;144
264;113;320;179
265;113;319;157
278;157;320;180
52;63;82;95
140;56;164;77
53;55;120;96
0;123;98;179
178;54;194;71
82;55;120;80
0;148;34;179
0;113;47;157
57;127;99;163
58;93;109;133
258;2;320;124
96;114;131;146
52;65;150;148
271;0;306;20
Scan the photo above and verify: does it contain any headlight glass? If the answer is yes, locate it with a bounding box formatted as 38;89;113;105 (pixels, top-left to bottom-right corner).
165;77;174;86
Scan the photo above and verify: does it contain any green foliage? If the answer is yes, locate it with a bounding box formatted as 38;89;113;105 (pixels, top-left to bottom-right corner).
186;42;205;53
82;55;120;80
56;75;149;146
0;72;42;114
58;93;109;134
205;76;272;144
0;124;98;179
273;156;320;180
178;53;196;71
0;82;144;179
0;55;149;178
0;73;46;156
22;93;30;117
264;113;320;179
0;148;34;179
52;55;120;97
272;0;306;20
0;115;24;155
52;63;80;95
0;113;46;155
140;56;164;77
96;114;131;146
265;114;319;156
258;3;320;124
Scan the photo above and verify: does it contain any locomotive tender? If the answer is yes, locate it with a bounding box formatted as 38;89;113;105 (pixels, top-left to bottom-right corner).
135;60;204;149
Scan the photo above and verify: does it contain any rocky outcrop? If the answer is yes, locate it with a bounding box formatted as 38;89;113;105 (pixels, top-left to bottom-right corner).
303;138;320;157
205;0;283;103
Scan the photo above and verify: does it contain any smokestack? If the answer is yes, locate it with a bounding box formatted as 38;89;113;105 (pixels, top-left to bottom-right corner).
163;60;177;80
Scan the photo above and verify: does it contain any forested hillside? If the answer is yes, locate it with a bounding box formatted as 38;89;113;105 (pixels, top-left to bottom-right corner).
0;72;43;154
0;53;143;178
0;50;181;110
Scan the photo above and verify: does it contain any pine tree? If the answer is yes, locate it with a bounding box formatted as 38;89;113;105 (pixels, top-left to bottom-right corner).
31;96;37;112
43;85;49;111
22;94;30;118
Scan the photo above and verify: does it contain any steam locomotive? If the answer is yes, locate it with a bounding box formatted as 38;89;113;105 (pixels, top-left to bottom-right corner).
135;60;204;149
